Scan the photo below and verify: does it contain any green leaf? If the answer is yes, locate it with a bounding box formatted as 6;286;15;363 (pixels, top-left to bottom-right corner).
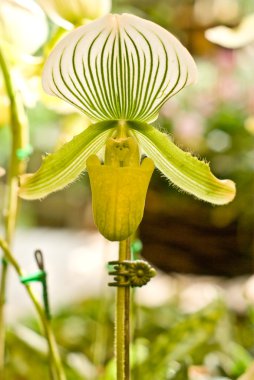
134;302;226;380
155;302;225;360
129;121;236;205
42;13;197;124
19;121;116;200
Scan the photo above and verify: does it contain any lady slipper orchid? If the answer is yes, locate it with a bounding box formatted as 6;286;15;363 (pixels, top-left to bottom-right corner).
19;14;236;240
205;13;254;49
37;0;111;30
0;0;48;126
0;0;48;58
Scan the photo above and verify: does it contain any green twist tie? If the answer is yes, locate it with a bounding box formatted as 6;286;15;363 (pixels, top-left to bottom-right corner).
20;250;51;319
20;270;46;284
16;144;33;160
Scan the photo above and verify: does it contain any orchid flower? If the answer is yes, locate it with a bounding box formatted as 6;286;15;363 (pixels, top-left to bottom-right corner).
0;0;49;126
19;14;236;239
0;0;48;59
37;0;111;30
205;13;254;49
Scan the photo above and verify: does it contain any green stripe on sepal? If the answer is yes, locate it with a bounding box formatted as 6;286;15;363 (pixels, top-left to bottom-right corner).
129;121;236;205
19;120;117;200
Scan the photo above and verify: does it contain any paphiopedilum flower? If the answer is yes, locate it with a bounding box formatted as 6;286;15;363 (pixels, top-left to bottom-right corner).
205;13;254;49
19;14;236;239
37;0;111;30
0;0;48;59
0;0;49;127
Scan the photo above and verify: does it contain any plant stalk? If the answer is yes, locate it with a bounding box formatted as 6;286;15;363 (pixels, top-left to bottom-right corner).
0;46;65;380
0;45;29;378
0;239;66;380
116;238;131;380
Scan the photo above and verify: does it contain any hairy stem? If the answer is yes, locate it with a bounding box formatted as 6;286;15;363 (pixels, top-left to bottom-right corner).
116;238;131;380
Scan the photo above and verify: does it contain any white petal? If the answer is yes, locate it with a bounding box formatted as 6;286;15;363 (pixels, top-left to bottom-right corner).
42;13;197;123
0;0;48;55
205;14;254;49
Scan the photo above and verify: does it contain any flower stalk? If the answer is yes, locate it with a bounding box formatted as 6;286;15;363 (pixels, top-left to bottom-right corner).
0;45;65;380
0;44;29;377
108;247;156;379
116;238;131;380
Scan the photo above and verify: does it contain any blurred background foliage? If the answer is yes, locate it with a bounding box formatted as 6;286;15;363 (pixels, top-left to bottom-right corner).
1;0;254;379
5;299;254;380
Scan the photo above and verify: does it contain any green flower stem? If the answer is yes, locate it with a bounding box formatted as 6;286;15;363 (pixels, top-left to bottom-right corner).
0;239;66;380
44;27;67;60
0;45;29;377
0;46;65;380
116;238;131;380
0;259;7;379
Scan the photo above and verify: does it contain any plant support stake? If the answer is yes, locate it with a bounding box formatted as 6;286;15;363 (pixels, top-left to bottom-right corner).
0;240;66;380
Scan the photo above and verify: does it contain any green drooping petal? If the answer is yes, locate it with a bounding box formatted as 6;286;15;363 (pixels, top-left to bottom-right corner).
129;122;236;205
42;13;197;123
19;121;117;200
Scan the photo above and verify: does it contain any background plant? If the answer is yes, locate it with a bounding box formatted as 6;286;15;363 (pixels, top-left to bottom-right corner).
1;0;254;379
